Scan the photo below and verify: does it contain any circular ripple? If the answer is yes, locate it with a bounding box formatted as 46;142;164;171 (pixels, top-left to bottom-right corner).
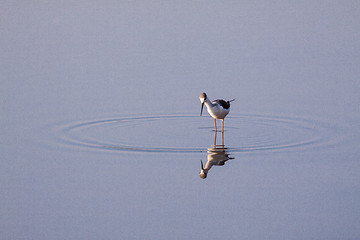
53;114;338;153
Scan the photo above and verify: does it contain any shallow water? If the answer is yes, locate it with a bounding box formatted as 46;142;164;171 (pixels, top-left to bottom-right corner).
2;2;360;240
51;114;341;153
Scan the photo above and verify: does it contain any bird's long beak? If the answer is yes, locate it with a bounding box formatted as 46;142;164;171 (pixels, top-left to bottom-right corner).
200;102;204;116
200;160;204;170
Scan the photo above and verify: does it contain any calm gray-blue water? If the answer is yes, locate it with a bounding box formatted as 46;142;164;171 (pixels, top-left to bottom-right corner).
1;2;360;239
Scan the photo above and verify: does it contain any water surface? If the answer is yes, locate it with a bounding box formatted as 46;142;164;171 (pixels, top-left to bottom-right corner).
2;2;360;240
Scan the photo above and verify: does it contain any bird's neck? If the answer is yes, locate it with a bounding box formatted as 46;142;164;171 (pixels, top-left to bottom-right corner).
203;159;214;171
204;98;214;108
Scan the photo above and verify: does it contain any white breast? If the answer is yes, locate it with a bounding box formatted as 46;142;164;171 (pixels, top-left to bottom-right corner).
207;104;229;119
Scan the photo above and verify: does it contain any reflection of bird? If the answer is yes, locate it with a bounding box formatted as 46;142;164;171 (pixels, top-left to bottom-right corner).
199;92;234;132
200;146;234;179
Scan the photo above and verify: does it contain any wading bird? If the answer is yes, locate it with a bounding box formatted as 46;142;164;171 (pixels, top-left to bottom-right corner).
199;92;234;132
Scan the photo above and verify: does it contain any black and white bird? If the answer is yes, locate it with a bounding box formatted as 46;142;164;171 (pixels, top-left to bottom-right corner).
199;92;234;132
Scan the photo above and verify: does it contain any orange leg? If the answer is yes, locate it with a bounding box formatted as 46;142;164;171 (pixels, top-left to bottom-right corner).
222;132;224;146
214;118;217;132
221;125;224;146
214;129;217;146
221;119;224;133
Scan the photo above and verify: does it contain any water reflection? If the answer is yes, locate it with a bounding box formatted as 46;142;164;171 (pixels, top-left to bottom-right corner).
200;131;234;179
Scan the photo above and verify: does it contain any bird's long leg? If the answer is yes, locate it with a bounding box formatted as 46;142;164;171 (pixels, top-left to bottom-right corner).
221;119;224;133
221;126;224;146
214;118;217;132
214;129;217;146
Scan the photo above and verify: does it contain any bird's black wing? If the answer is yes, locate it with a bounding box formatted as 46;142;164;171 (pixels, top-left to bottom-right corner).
215;99;231;109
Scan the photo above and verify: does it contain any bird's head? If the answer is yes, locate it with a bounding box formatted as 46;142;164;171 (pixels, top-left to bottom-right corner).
199;93;207;116
199;92;207;103
199;160;207;179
